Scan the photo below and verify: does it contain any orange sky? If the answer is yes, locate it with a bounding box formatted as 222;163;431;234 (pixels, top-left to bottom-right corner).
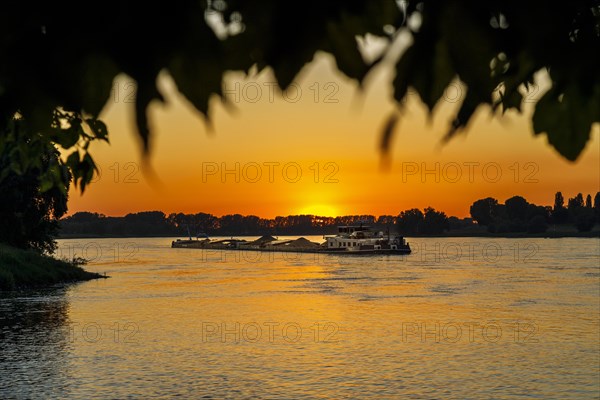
66;52;600;219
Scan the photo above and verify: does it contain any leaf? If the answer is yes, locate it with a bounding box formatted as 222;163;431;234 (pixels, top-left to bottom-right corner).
133;79;163;154
392;6;455;112
443;87;480;142
169;55;223;119
79;55;120;117
379;113;399;154
10;160;22;175
499;89;523;114
440;1;497;101
86;118;109;142
532;84;596;161
79;153;98;193
55;125;81;149
412;39;455;111
66;151;80;169
168;20;224;123
326;20;369;82
493;52;539;114
39;175;54;193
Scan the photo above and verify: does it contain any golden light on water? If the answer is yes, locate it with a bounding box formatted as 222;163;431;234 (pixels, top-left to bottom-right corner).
24;237;595;398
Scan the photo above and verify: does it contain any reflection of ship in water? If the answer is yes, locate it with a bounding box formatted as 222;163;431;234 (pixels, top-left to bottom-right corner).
322;225;411;255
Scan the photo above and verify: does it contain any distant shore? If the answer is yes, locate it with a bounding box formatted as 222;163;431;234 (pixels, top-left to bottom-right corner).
0;244;106;291
57;229;600;240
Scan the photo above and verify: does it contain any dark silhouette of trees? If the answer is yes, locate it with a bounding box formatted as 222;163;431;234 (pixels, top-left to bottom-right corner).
470;192;598;233
447;216;475;231
567;193;596;231
585;194;593;208
422;207;450;234
60;191;597;238
505;196;529;221
568;193;585;211
554;192;565;210
376;215;396;226
552;191;569;224
396;207;448;235
60;212;403;237
168;212;220;235
527;215;548;234
574;211;595;232
470;195;549;233
0;119;70;253
121;212;173;235
567;193;583;228
396;209;424;234
469;197;499;226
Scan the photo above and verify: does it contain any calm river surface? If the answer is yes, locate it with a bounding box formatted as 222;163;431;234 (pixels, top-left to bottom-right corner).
1;237;599;399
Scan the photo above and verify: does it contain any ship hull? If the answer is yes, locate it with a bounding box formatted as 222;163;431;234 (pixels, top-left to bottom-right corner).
320;248;411;255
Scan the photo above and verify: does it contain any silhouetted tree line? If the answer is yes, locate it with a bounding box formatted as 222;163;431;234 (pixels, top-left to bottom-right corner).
396;208;450;235
470;192;600;233
60;192;599;238
59;212;408;237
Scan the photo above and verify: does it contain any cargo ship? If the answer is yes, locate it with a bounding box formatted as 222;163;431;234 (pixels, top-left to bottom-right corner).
172;224;411;255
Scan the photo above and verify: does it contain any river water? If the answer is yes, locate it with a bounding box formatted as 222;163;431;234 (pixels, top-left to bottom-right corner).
1;237;599;399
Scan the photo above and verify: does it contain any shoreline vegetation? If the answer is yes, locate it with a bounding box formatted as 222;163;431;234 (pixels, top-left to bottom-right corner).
0;244;106;291
57;230;600;239
59;193;600;239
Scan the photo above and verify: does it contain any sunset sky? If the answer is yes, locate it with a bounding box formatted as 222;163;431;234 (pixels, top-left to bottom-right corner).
67;49;600;219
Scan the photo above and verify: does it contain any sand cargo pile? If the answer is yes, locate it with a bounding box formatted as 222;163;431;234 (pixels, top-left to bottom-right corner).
172;225;411;255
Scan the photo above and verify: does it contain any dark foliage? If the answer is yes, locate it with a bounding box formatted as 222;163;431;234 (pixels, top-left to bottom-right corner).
0;119;70;253
0;1;598;196
471;191;597;233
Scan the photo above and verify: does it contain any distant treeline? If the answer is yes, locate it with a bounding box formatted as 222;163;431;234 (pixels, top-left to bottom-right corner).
59;191;599;237
59;211;455;237
470;192;600;233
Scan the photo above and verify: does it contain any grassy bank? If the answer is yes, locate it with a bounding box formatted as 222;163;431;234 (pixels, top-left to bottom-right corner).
0;244;105;291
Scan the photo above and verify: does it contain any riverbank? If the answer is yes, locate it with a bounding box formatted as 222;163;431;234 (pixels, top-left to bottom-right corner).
58;229;600;239
0;244;106;291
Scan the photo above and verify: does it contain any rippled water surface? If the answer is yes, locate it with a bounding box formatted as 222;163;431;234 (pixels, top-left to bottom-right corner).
1;237;599;399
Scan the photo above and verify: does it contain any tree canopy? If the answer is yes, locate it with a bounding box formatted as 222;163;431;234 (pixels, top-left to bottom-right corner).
470;191;600;233
0;119;70;253
0;0;599;192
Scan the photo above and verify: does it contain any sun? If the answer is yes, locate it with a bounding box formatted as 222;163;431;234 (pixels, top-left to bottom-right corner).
296;204;340;217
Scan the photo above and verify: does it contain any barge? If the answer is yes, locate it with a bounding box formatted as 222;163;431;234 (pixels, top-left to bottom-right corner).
172;225;411;255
